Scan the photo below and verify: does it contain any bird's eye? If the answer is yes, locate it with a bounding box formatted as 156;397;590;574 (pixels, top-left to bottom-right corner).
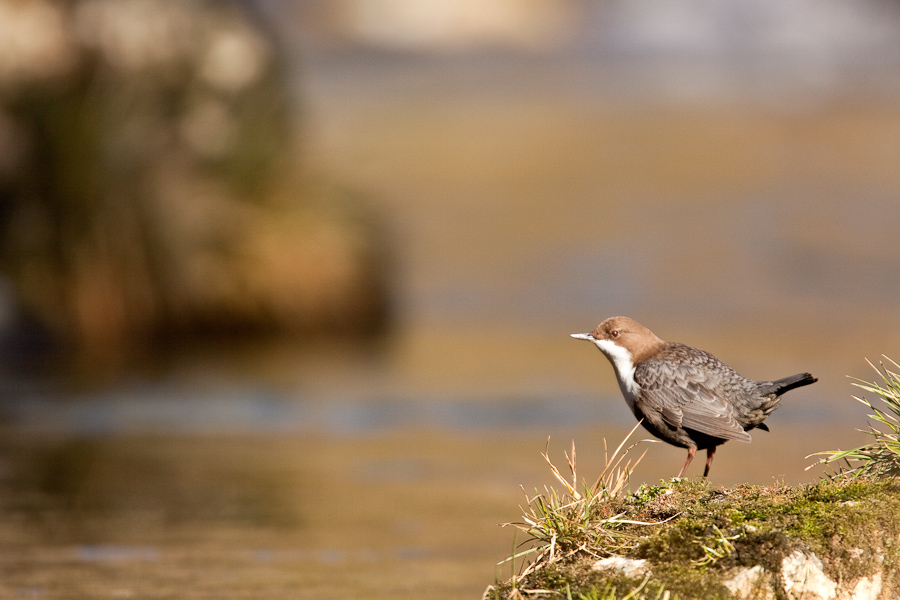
611;330;619;338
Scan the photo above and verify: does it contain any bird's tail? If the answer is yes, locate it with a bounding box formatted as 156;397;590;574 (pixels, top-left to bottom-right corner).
763;372;818;396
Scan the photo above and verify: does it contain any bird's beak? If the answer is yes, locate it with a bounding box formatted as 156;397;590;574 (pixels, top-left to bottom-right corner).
570;333;594;340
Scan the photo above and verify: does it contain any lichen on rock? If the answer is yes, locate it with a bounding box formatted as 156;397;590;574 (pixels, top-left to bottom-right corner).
723;565;774;600
593;556;649;579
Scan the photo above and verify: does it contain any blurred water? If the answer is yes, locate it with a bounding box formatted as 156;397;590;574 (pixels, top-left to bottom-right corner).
0;381;619;434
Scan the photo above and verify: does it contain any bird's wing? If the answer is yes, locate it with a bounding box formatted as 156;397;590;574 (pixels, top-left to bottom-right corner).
634;358;751;442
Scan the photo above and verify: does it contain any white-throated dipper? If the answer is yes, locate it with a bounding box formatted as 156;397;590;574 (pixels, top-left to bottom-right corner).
571;316;817;477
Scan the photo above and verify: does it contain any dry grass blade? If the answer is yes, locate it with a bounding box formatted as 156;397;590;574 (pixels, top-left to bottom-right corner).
591;420;657;497
542;437;580;499
568;440;577;490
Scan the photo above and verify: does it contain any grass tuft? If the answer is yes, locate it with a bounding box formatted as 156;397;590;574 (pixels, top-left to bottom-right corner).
808;356;900;479
498;422;666;594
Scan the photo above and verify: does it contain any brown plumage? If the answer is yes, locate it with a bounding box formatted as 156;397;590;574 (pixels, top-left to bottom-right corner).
572;316;817;477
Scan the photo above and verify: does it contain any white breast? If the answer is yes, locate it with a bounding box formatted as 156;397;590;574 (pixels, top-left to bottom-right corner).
593;339;641;414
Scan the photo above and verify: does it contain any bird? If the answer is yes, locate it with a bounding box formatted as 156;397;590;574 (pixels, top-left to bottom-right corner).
571;316;817;478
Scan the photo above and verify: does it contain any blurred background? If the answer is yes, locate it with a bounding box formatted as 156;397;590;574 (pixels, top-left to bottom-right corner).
1;0;900;597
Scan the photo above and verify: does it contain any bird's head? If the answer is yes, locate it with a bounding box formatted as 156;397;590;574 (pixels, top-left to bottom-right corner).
571;316;665;365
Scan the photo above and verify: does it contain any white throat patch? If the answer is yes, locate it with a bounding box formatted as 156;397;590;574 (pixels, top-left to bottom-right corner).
593;339;641;412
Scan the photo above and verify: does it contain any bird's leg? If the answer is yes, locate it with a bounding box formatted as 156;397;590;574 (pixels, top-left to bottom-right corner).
678;447;696;477
703;447;717;478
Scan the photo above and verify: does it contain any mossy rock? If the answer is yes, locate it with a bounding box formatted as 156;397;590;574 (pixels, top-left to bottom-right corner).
489;478;900;600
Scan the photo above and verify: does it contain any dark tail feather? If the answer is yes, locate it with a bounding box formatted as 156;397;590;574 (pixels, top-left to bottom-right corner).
764;372;818;396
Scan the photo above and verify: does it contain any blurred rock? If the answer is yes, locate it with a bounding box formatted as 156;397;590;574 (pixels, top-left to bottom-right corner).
0;0;391;369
